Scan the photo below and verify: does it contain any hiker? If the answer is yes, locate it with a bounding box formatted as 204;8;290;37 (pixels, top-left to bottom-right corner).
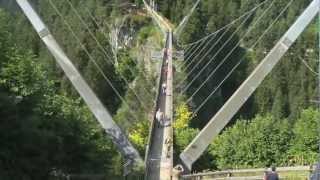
264;166;279;180
164;48;167;58
165;138;172;158
161;114;166;127
155;109;163;128
165;137;172;145
310;163;320;180
162;82;167;94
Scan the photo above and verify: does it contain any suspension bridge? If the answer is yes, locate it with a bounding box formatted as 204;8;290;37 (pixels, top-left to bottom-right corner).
15;0;320;179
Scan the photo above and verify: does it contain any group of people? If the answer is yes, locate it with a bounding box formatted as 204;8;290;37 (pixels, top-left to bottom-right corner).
157;64;168;127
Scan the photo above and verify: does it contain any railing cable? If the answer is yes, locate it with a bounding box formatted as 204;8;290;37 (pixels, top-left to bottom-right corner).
190;0;294;118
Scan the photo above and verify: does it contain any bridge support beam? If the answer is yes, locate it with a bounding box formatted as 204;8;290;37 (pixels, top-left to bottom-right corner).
180;0;320;170
16;0;142;166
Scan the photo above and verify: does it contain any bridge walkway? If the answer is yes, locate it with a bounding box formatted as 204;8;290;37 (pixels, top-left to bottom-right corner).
146;33;173;180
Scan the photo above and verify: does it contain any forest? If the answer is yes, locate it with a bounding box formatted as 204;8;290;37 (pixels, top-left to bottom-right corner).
0;0;319;179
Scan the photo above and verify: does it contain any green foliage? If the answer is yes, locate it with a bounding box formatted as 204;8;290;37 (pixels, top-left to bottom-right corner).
209;108;320;170
174;103;199;154
137;26;153;43
175;128;199;151
137;25;162;46
0;9;124;179
0;49;53;96
210;115;292;169
129;121;149;153
174;103;192;129
0;50;122;178
0;9;11;60
288;108;319;165
116;50;138;82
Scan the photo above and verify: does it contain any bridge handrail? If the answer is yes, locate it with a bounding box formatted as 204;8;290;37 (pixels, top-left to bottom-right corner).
181;166;314;178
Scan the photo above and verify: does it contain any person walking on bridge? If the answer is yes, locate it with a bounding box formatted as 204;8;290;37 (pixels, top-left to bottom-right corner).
264;166;279;180
162;82;167;94
156;109;163;128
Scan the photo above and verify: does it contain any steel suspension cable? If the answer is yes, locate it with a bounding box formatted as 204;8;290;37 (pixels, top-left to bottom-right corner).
183;43;199;60
184;43;198;54
181;0;275;83
180;0;270;71
181;26;233;75
177;11;253;90
66;0;150;111
182;41;203;65
182;39;206;55
183;25;238;73
184;35;211;62
84;6;111;34
181;32;219;70
66;0;113;62
181;0;276;97
180;0;272;48
182;32;218;50
299;57;319;76
67;0;151;96
83;5;155;98
190;0;294;118
48;0;142;123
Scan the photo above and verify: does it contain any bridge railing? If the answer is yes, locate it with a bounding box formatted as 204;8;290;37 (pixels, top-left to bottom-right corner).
181;166;315;180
